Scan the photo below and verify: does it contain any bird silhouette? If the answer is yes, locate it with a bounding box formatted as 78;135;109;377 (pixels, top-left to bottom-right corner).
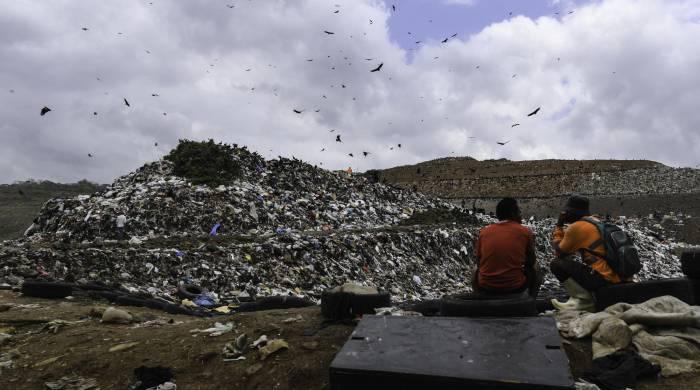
293;109;303;114
124;98;130;107
527;107;541;116
370;63;384;72
511;123;520;128
336;135;342;142
363;151;370;157
40;106;51;116
324;30;335;35
497;141;511;146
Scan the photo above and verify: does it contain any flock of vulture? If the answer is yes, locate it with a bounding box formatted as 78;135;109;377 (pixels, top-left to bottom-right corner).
32;2;546;163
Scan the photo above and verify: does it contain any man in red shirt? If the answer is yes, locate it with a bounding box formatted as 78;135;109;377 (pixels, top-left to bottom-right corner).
473;198;542;297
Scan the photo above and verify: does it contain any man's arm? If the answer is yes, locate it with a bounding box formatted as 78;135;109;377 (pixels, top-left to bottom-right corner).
525;233;537;269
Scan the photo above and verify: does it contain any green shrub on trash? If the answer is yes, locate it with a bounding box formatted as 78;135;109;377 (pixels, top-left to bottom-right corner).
165;139;241;186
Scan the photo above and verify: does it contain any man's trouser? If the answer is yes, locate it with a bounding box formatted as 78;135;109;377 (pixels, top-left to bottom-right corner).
472;264;544;298
550;258;611;292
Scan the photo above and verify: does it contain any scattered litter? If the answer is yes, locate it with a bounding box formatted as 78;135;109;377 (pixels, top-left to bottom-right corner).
109;341;140;352
34;355;64;367
40;319;83;334
281;314;303;323
190;322;234;337
101;307;133;324
223;333;249;360
44;376;99;390
259;339;289;360
252;335;269;348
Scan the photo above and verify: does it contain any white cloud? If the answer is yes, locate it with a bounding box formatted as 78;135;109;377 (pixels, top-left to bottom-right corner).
1;0;699;183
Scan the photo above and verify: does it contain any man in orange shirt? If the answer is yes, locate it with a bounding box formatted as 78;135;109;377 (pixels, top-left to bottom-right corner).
550;195;621;311
473;198;542;297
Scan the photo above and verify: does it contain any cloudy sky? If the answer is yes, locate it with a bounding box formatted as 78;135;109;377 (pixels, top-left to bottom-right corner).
1;0;700;184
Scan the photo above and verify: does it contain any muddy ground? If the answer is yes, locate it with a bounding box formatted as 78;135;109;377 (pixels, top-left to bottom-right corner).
0;291;698;389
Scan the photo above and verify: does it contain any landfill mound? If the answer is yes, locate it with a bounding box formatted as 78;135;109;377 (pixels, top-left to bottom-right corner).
32;146;450;241
0;143;689;303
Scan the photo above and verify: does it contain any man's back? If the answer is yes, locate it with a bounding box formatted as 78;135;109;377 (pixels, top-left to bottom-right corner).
477;220;533;290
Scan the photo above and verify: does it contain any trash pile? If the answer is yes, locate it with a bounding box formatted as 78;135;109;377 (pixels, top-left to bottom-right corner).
0;142;689;304
30;146;451;242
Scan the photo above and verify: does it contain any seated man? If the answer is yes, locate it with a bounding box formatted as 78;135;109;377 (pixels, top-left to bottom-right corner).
473;198;542;297
550;195;623;311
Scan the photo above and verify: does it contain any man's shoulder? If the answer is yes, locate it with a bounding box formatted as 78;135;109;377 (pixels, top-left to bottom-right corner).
483;221;531;234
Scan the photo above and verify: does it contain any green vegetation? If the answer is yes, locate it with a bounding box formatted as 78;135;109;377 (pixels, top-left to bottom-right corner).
164;139;241;186
0;180;105;241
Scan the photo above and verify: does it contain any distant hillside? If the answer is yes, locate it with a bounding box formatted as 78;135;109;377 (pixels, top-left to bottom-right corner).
370;158;700;231
372;158;700;198
0;180;106;241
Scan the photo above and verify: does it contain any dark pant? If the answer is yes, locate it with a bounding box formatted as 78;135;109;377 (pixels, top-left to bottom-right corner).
550;258;611;291
473;265;543;298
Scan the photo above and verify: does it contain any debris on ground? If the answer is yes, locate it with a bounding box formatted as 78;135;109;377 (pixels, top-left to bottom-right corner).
44;375;99;390
259;339;289;360
101;307;133;324
190;322;234;337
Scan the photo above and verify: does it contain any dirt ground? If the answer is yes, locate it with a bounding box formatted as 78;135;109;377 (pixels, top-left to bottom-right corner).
1;291;699;390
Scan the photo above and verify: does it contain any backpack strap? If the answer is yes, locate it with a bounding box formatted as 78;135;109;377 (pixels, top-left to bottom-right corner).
578;218;609;261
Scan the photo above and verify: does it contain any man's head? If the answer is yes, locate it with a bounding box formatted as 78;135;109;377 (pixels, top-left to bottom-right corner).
563;195;590;222
496;197;521;222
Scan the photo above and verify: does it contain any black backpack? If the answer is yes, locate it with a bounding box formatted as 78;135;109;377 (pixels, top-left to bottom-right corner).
581;218;641;279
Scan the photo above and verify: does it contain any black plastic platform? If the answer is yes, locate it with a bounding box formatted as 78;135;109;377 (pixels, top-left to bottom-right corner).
330;315;574;390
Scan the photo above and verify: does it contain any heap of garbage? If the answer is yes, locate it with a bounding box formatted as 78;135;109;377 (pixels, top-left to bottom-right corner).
0;141;689;303
31;146;451;242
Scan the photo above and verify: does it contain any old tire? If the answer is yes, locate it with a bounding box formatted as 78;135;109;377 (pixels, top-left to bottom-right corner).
321;290;391;320
440;292;537;317
595;278;694;311
176;283;204;300
21;280;73;299
681;249;700;279
115;295;149;308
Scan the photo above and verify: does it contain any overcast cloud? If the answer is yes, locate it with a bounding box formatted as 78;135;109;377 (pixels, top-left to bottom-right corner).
1;0;699;184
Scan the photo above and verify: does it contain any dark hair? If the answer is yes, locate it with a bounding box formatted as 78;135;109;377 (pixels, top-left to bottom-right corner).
564;195;590;222
496;197;519;221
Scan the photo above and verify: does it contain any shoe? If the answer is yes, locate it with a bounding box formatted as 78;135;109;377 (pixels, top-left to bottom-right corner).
552;279;595;312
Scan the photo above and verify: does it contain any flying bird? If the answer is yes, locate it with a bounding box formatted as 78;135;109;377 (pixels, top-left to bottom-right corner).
123;98;130;107
497;141;511;146
336;135;342;142
93;112;98;116
333;10;339;13
324;30;335;35
315;109;320;113
329;129;336;132
450;33;457;38
226;4;234;8
348;153;354;157
363;151;370;157
392;5;396;11
321;148;325;152
88;153;93;157
441;38;448;43
155;142;158;146
527;107;541;116
40;106;51;116
397;144;402;148
511;123;520;128
151;93;159;97
293;109;303;114
370;62;383;72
